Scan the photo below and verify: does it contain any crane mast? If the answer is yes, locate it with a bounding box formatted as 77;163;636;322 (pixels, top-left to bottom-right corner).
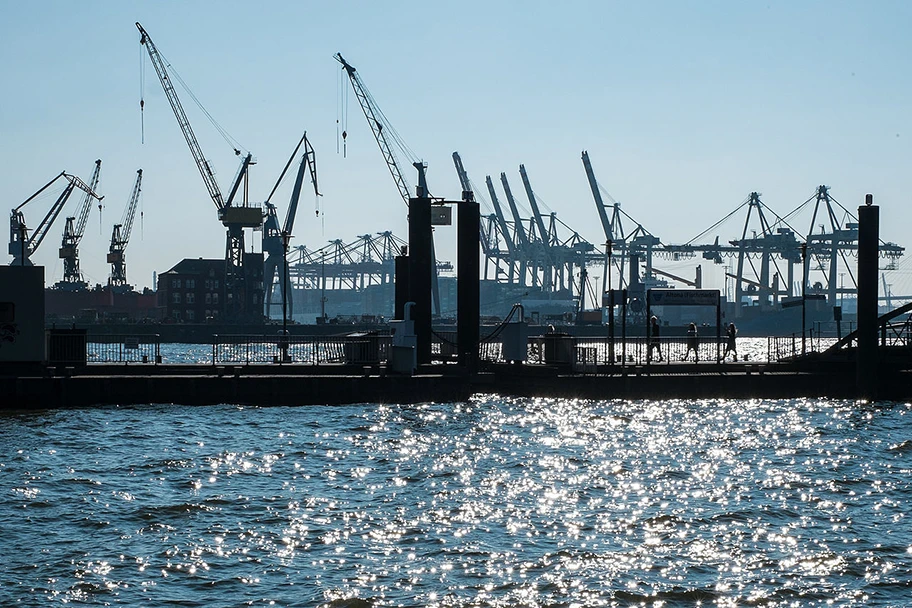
137;21;264;321
58;159;102;287
107;169;143;290
10;172;102;267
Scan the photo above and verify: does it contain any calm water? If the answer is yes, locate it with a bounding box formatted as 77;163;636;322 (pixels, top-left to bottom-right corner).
2;398;911;606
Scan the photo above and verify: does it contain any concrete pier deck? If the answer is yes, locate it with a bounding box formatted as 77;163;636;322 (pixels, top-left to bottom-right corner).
3;358;909;408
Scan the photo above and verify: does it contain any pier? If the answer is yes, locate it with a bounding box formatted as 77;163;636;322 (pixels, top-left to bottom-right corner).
4;196;910;409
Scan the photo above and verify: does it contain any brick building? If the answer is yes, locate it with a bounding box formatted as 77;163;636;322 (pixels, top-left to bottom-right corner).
157;256;264;322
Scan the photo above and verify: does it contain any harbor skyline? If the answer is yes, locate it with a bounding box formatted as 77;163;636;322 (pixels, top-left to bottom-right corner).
3;1;911;297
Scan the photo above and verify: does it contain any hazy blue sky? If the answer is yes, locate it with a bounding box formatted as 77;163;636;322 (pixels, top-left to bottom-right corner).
2;1;911;294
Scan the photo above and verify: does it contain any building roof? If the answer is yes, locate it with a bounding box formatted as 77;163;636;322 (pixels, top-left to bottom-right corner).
160;258;224;276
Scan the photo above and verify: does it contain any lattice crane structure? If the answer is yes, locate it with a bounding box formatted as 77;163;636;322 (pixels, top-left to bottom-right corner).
262;133;320;318
137;22;264;321
107;169;144;291
56;159;103;289
10;171;102;267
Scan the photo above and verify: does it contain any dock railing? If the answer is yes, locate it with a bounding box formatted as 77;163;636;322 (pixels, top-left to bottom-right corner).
482;334;728;369
86;334;161;364
212;334;391;366
767;329;825;362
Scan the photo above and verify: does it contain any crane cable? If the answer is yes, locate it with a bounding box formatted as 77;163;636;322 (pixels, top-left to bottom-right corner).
139;43;145;144
146;46;247;157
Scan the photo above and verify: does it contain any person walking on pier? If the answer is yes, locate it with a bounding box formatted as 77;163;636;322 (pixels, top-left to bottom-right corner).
685;322;699;362
723;322;738;361
648;316;663;362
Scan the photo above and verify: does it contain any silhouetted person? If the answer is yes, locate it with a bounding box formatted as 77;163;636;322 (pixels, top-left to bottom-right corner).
723;322;738;361
648;315;663;362
685;322;699;361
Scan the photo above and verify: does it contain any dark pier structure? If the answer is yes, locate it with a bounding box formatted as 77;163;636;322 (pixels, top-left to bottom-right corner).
4;194;912;409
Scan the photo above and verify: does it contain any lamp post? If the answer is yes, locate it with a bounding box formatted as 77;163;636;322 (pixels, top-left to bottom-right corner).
321;252;327;323
801;242;807;355
281;230;291;363
606;239;614;364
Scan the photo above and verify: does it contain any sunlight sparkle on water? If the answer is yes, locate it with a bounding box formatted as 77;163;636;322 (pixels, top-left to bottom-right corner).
0;399;911;605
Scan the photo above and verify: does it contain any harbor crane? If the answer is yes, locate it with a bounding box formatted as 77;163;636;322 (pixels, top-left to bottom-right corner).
335;52;444;315
57;159;102;288
452;152;507;281
499;172;535;285
486;175;524;284
519;164;555;290
107;169;143;291
9;171;102;267
137;22;264;321
263;132;320;317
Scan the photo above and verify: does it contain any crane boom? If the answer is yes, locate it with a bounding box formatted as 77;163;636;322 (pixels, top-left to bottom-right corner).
74;159;102;240
335;53;411;205
119;169;144;247
483;175;515;255
452;152;492;256
33;174;101;252
518;164;552;250
284;134;319;235
581;150;615;242
136;22;226;211
138;21;263;320
10;172;102;266
499;173;530;248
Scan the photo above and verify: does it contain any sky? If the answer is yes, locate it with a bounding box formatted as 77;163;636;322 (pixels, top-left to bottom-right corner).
2;1;911;296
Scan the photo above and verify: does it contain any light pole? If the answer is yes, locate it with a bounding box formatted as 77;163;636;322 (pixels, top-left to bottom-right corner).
320;252;327;323
801;242;807;355
281;230;291;363
606;239;614;364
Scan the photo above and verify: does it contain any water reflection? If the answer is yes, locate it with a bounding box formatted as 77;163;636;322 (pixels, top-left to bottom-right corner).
0;398;910;605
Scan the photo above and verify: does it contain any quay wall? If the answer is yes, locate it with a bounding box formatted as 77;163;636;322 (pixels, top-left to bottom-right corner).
3;361;908;408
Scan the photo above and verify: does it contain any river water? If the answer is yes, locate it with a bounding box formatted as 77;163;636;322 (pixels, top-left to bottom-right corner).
2;397;911;606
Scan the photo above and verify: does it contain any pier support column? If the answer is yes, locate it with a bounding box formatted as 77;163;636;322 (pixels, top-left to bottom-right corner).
409;197;433;366
394;248;409;320
856;195;879;399
457;198;480;372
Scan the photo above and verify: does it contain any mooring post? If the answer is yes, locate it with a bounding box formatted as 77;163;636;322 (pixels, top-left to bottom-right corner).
457;196;480;373
394;246;409;320
408;196;433;366
856;194;879;399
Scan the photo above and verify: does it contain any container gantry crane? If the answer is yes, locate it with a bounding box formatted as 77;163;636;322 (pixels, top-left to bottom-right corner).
9;171;103;267
137;22;264;321
107;169;143;291
262;132;320;318
452;152;504;280
518;164;555;290
57;159;102;289
500;172;539;286
485;175;522;284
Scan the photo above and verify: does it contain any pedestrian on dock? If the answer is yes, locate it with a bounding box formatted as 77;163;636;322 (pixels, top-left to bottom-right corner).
648;316;663;362
685;322;699;362
723;322;738;361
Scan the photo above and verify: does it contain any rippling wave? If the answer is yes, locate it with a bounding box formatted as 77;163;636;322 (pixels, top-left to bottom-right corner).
1;398;911;606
